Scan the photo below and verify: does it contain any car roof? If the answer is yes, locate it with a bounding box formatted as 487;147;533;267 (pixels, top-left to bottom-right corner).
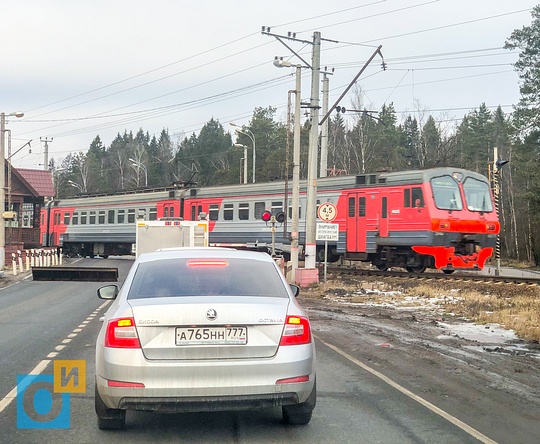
137;247;275;263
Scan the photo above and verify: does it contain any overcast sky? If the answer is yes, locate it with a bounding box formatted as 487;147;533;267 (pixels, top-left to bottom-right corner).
2;0;537;169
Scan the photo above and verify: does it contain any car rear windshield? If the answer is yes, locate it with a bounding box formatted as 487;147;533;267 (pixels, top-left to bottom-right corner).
127;257;289;299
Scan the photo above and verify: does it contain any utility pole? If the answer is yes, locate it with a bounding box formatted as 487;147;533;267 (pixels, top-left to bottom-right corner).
40;137;53;170
319;73;330;178
304;31;321;271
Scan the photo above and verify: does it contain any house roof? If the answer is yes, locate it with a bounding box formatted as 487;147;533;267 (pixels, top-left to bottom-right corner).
14;168;54;198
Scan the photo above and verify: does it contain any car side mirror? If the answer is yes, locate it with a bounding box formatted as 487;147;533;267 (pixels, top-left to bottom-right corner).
98;284;119;300
289;284;300;297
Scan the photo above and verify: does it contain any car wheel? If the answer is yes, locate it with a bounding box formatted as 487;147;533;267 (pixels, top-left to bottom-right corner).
282;381;316;425
95;382;126;430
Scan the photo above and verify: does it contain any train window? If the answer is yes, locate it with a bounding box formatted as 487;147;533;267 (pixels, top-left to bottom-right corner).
369;175;377;184
108;210;115;224
348;197;355;217
170;206;176;218
411;188;424;208
149;208;157;221
72;212;79;225
254;202;265;219
128;209;136;223
89;211;96;224
98;211;105;224
431;176;462;211
164;207;169;218
55;213;61;225
191;205;196;220
224;203;234;221
238;202;249;220
271;201;283;216
359;197;366;217
118;210;125;224
288;205;301;220
404;189;411;208
356;175;366;186
81;211;87;225
382;197;387;219
209;204;219;221
64;213;70;225
463;178;493;212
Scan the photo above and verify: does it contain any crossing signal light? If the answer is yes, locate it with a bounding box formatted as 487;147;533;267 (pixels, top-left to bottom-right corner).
261;210;272;222
336;106;346;114
276;212;285;224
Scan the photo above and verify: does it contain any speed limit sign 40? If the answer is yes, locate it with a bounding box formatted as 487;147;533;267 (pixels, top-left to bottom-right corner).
318;202;337;222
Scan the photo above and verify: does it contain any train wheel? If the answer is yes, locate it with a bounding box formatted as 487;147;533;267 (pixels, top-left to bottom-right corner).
406;264;426;273
376;264;388;271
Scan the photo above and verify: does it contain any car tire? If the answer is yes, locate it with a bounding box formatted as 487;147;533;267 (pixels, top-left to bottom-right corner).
95;382;126;430
282;381;316;425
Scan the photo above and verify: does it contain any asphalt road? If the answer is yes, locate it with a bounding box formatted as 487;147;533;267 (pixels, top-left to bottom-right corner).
0;258;532;443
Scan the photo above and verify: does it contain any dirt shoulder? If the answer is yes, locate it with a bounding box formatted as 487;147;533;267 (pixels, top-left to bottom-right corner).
299;276;540;444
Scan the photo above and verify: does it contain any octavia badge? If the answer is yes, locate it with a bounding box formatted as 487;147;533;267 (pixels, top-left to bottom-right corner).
206;309;218;321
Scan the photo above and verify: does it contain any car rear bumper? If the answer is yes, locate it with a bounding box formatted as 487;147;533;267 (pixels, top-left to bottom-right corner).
96;343;315;410
117;392;300;413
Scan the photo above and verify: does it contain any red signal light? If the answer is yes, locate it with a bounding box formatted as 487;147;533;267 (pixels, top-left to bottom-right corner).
261;210;272;222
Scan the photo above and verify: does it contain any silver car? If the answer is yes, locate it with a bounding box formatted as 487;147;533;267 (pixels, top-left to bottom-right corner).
95;248;316;429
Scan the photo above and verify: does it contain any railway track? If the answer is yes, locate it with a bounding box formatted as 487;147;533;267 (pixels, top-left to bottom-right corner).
323;265;540;286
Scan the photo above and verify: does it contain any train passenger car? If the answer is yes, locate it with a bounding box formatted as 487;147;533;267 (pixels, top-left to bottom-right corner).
41;167;499;272
41;187;188;258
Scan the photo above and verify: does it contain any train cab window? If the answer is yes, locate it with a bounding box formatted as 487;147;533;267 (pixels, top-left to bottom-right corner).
463;177;493;212
108;210;115;224
411;188;424;208
224;203;234;221
254;202;265;219
359;197;366;217
404;189;411;207
238;202;249;220
64;213;70;225
72;212;79;225
81;211;87;225
128;209;136;223
209;204;219;221
98;211;105;224
431;176;463;211
348;197;355;217
118;210;125;224
89;211;96;224
149;208;157;221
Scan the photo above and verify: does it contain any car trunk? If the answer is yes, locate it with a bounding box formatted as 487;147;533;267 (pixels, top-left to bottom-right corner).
129;296;290;360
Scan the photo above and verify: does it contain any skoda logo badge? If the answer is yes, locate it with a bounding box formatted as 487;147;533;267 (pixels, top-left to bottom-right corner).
206;309;218;321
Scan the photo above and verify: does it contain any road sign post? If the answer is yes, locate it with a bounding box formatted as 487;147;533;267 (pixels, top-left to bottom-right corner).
316;222;339;282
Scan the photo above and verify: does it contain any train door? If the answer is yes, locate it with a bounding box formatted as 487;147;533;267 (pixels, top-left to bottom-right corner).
379;195;389;237
346;192;367;252
190;201;203;221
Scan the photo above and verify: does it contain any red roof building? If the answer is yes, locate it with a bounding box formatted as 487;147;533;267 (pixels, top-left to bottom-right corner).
4;163;53;256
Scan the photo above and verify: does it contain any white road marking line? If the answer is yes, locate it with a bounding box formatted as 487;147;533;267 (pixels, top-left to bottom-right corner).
0;300;111;415
73;329;82;333
68;333;77;338
0;360;50;413
317;338;498;444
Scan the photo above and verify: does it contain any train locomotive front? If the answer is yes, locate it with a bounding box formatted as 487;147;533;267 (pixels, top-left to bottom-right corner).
344;168;500;273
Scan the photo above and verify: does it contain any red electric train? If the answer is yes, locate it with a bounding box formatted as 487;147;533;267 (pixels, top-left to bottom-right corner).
41;167;499;273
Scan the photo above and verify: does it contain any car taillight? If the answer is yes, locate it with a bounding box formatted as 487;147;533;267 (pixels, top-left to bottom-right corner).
105;317;141;348
280;315;311;346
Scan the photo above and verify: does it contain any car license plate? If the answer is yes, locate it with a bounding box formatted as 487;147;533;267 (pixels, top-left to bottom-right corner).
175;327;247;345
